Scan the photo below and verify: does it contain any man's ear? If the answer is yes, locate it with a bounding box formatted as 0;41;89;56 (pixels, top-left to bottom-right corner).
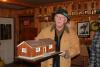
66;23;71;28
64;18;68;24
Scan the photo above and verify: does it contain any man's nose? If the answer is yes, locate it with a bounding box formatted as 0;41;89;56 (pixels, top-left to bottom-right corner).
58;17;62;20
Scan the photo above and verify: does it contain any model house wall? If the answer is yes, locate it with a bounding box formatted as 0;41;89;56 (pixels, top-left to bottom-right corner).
17;38;56;59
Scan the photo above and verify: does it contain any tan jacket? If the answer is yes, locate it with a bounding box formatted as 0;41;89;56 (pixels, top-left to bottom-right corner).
36;24;80;67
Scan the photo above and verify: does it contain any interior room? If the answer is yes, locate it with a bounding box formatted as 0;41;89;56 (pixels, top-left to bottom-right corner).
0;0;100;67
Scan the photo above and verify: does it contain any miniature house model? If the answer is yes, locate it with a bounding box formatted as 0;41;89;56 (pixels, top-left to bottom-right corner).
17;38;56;59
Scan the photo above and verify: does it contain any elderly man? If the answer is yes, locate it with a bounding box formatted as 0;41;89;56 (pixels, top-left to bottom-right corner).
36;8;80;67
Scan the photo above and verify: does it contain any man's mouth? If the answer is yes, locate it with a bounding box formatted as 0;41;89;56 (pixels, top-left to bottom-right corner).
58;22;61;23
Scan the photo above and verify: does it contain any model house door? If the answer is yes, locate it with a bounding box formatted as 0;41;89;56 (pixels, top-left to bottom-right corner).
0;17;14;64
43;47;46;53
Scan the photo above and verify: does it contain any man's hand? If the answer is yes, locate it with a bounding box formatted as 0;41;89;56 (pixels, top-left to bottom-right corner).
59;50;70;58
59;51;66;57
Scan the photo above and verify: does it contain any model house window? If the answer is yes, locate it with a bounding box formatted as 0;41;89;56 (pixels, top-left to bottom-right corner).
36;47;40;52
22;48;27;53
49;44;52;49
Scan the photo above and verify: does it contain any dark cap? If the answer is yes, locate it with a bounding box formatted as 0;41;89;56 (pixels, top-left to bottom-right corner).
52;8;70;21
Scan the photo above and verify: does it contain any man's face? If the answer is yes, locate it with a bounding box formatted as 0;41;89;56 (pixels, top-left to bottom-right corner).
54;14;67;28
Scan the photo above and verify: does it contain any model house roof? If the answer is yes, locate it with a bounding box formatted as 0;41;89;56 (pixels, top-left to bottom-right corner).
17;38;55;48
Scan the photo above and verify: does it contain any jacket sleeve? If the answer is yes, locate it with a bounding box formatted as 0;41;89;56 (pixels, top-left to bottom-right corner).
35;26;51;40
89;44;96;67
35;30;45;40
89;31;98;67
69;29;80;58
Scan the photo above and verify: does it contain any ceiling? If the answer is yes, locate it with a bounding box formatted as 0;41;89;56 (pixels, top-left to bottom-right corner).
0;2;29;9
17;0;66;5
0;0;69;10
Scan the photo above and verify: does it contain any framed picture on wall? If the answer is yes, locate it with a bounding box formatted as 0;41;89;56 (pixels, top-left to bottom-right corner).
77;21;90;38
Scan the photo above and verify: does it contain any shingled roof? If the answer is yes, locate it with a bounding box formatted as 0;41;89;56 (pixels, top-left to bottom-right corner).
18;38;55;48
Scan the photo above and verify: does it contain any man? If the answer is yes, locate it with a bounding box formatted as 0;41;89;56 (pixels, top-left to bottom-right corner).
89;16;100;67
36;8;80;67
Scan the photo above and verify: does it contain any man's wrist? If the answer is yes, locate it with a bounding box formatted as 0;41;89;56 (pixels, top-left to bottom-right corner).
64;50;70;59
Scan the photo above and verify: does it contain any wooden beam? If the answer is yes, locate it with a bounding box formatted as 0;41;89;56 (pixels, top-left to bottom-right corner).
0;0;35;8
